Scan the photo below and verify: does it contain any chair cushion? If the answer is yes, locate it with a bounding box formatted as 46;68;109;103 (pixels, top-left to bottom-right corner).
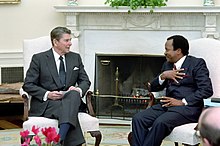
23;113;99;134
164;123;201;145
78;113;99;132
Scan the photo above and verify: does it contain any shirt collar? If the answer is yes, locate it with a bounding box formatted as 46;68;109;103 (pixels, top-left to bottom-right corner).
174;56;186;70
52;48;65;61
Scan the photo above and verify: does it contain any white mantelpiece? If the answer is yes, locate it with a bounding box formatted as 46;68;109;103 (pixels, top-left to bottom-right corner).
54;6;220;91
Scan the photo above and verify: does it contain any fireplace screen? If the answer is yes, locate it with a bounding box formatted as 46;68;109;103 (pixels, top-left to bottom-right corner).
93;54;166;118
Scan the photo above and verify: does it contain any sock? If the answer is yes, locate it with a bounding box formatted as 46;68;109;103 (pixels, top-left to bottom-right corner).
59;123;70;141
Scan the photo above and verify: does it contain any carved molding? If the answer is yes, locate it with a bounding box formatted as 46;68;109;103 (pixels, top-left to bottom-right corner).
54;6;220;38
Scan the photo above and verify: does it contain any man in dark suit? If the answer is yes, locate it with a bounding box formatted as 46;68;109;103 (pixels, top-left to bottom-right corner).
23;26;91;146
131;35;213;146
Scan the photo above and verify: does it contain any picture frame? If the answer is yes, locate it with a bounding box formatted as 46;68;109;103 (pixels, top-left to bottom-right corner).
0;0;20;4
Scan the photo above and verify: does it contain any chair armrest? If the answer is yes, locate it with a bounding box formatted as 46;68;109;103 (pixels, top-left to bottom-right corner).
86;91;96;117
19;88;29;120
147;91;155;107
146;82;155;108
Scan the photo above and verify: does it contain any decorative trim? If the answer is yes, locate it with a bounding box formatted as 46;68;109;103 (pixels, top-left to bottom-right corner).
0;52;23;67
0;0;20;4
54;5;220;39
54;5;220;13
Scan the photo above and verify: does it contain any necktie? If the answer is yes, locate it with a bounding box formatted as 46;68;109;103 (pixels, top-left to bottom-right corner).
173;64;177;70
59;56;66;87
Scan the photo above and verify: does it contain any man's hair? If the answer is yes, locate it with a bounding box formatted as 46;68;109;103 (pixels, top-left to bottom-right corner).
200;109;220;146
50;26;71;46
167;35;189;55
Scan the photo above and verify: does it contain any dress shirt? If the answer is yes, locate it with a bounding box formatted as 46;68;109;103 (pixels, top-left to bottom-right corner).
159;56;188;105
43;48;82;101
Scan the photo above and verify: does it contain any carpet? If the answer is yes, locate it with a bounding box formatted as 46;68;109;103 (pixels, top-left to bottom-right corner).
85;126;130;145
0;126;130;146
0;126;173;146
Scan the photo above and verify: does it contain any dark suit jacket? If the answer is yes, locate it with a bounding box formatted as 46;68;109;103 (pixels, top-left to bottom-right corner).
23;49;91;116
150;55;213;121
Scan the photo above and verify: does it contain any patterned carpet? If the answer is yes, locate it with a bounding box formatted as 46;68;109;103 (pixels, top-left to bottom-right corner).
0;125;175;146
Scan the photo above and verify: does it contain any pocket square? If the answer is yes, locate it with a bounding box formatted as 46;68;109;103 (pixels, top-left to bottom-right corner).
73;67;79;70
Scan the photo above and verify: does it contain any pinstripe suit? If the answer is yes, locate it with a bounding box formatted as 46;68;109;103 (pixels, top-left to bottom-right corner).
23;49;91;146
132;56;213;146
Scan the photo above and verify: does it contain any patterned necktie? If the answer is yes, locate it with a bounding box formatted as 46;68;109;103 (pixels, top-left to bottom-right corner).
59;56;66;87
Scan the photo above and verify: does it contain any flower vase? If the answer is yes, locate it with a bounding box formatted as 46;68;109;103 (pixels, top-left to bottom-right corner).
67;0;78;6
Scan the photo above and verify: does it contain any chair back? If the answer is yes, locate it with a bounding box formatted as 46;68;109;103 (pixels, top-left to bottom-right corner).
22;36;79;77
190;38;220;97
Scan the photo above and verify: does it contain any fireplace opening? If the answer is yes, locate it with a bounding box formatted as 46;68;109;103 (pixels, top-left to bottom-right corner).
93;54;166;118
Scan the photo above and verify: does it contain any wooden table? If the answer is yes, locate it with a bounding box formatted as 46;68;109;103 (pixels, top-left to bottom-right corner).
0;82;23;103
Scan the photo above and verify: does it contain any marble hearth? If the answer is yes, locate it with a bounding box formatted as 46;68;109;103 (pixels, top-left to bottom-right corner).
54;6;220;91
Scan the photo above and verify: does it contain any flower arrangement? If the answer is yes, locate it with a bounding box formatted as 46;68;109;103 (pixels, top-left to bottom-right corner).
20;126;60;146
105;0;168;12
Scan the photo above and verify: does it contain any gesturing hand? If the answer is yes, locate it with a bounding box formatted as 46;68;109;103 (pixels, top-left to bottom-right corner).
161;68;185;83
160;96;185;107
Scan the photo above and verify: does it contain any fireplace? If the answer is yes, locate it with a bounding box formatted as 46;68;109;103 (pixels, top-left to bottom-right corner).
54;5;220;118
93;54;166;117
95;54;165;95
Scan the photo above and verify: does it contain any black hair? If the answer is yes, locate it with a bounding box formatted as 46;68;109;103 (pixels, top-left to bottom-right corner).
167;35;189;55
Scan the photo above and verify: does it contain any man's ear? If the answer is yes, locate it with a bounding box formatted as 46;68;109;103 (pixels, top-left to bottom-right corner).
203;137;212;146
177;48;182;54
53;39;58;47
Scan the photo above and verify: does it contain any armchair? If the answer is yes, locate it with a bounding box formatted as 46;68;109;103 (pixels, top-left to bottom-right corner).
128;38;220;146
20;36;102;146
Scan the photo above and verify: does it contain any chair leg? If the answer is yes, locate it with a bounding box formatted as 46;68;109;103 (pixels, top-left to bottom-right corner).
128;132;132;146
89;131;102;146
174;142;179;146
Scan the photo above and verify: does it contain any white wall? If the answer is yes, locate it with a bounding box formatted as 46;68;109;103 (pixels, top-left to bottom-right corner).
0;0;220;53
0;0;65;53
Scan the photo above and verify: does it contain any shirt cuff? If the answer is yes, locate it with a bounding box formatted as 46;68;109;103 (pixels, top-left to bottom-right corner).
182;98;188;105
159;74;165;85
43;91;49;101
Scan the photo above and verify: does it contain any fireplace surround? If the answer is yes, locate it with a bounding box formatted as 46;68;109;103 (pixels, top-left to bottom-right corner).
54;6;220;91
54;6;220;117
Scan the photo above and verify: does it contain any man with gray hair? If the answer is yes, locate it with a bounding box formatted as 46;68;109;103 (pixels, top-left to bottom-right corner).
198;107;220;146
23;26;91;146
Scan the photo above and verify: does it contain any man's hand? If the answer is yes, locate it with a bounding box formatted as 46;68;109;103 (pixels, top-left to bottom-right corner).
47;91;63;100
160;68;185;83
160;96;185;107
68;86;81;93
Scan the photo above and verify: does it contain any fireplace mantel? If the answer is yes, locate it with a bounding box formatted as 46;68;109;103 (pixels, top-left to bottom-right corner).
54;5;220;13
54;5;220;39
54;5;220;91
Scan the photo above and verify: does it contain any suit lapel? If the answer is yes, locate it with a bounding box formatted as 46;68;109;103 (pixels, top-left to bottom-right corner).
167;56;191;94
45;49;62;88
181;56;191;72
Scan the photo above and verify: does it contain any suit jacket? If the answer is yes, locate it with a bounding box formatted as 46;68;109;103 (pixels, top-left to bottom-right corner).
23;49;91;116
150;55;213;121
